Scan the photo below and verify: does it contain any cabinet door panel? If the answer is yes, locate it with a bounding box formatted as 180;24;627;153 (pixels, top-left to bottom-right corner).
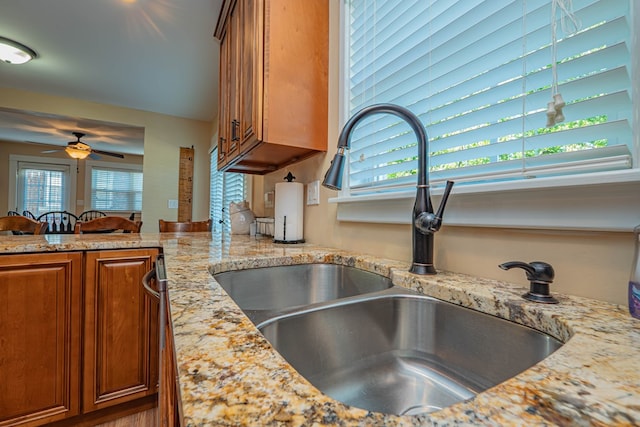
218;26;231;166
83;249;159;412
240;0;260;149
226;0;241;161
0;253;82;427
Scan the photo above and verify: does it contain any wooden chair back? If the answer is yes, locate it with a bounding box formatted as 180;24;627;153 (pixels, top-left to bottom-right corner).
78;210;107;221
74;216;143;234
37;211;78;234
158;219;212;233
0;216;48;235
22;210;36;219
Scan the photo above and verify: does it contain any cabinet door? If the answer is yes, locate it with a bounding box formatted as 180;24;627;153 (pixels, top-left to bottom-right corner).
217;24;231;166
226;0;242;162
83;248;159;412
0;252;82;427
239;0;261;151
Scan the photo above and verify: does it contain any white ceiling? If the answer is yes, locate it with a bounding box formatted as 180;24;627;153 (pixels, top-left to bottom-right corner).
0;0;223;155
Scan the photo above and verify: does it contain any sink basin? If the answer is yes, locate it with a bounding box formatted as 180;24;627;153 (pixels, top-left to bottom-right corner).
213;263;393;324
258;291;563;415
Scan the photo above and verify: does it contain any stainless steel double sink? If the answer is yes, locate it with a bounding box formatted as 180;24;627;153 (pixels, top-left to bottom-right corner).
214;263;563;416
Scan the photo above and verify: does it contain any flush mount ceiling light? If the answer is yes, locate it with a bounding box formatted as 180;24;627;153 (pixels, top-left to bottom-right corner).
0;36;37;64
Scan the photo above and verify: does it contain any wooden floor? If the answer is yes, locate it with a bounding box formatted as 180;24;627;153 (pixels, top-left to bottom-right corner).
94;409;156;427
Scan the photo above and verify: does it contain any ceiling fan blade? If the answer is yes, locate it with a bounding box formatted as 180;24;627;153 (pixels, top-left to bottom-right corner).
91;149;124;159
41;149;62;154
25;140;63;150
89;152;101;160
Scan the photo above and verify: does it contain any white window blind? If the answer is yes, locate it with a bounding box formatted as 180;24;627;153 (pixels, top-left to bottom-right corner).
210;149;247;233
17;161;70;217
90;166;143;211
346;0;633;195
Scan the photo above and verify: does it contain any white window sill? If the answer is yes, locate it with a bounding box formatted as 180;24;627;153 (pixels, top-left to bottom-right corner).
329;169;640;232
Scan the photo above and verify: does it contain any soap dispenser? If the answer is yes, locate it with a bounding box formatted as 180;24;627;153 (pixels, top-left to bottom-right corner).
629;225;640;319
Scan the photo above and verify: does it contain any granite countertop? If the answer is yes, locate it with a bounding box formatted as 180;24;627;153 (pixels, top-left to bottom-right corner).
1;233;639;426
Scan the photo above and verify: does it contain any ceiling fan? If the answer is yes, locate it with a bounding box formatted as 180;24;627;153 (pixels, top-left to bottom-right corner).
42;132;124;160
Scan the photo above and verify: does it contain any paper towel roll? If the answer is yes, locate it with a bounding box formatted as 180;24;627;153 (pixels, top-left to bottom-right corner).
274;182;304;242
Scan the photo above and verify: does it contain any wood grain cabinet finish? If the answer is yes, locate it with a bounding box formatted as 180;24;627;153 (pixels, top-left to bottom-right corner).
82;249;159;413
0;252;83;427
215;0;329;174
217;18;231;165
160;291;181;426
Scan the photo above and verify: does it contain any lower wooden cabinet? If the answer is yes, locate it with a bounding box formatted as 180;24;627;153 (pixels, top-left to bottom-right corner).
0;252;83;427
83;249;160;412
0;248;160;427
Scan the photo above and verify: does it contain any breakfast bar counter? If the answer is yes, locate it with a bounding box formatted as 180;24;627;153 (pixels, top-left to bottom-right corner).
1;232;639;426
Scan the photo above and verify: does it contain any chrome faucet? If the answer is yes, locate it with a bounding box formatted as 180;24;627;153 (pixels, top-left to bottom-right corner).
322;103;454;275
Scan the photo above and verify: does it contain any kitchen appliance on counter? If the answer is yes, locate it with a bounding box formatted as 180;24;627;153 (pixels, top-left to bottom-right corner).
274;172;304;243
255;217;275;236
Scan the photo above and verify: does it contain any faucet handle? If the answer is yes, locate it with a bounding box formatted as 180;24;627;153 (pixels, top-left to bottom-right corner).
414;180;454;233
499;261;559;304
434;181;455;224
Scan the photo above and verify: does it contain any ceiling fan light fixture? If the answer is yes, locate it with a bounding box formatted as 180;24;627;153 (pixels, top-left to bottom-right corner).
0;36;37;64
65;146;91;159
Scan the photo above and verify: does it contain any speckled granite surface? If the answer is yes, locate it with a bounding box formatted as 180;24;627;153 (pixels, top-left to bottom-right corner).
1;233;639;426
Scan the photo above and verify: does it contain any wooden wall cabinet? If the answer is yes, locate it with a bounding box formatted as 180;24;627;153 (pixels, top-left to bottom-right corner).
215;0;329;174
83;249;159;413
0;253;83;427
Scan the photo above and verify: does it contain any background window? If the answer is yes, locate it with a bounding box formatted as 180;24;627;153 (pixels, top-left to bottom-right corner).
345;0;633;196
210;149;247;233
16;161;70;217
89;166;143;211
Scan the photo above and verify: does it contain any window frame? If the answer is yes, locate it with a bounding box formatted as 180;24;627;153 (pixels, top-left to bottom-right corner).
209;148;250;233
83;160;143;213
332;0;640;232
8;155;77;215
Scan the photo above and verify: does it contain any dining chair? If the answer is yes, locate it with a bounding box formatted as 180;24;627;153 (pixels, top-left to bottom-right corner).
74;216;143;234
22;210;36;220
0;216;48;235
158;219;212;232
78;210;107;221
37;211;78;234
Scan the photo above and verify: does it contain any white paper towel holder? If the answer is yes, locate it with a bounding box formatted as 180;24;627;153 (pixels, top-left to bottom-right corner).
274;172;305;244
273;215;305;244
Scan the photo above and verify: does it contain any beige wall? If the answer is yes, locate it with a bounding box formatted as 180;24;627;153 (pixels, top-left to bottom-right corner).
254;1;635;307
0;87;211;232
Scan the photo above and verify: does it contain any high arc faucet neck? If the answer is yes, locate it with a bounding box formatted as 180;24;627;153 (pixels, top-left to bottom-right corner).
336;104;429;187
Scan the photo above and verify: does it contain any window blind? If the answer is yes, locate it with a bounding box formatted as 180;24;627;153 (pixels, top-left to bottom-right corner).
346;0;633;194
17;161;69;217
210;149;247;233
90;167;143;211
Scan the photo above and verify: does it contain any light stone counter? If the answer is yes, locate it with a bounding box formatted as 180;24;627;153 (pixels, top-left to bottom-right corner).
1;233;639;426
